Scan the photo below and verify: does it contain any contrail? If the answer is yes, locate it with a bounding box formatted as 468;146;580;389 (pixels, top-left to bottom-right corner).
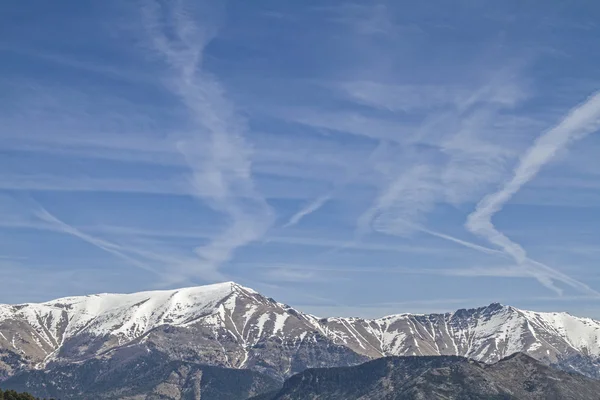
142;0;273;279
466;91;600;295
35;207;160;274
284;141;389;229
284;193;332;228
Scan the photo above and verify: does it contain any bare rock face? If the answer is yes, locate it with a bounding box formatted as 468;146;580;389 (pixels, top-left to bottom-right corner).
252;353;600;400
0;282;600;394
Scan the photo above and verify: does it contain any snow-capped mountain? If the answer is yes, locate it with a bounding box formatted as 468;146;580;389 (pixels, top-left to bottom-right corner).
1;282;599;381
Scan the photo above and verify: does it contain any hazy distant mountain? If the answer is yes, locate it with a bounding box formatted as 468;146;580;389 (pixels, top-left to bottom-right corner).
252;353;600;400
1;282;600;398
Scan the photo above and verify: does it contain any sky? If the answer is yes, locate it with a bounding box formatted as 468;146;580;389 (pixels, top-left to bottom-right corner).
2;0;600;319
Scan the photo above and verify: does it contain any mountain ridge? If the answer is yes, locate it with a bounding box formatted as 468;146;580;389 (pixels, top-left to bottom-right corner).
1;281;600;382
251;353;600;400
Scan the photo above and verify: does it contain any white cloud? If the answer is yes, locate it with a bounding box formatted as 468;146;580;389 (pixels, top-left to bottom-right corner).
416;226;503;256
466;91;600;295
142;0;274;279
2;0;599;305
283;193;332;228
350;74;534;241
357;165;440;236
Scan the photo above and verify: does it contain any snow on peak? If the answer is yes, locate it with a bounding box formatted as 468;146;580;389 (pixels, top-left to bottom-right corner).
516;308;600;355
0;281;258;344
2;283;600;367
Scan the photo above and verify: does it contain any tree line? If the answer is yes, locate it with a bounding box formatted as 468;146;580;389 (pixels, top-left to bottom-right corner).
0;388;56;400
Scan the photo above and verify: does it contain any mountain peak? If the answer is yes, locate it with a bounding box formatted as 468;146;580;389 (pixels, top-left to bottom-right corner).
177;281;258;296
2;283;600;383
35;281;256;306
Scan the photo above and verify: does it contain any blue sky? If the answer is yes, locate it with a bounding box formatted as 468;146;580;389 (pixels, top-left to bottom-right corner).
2;0;600;318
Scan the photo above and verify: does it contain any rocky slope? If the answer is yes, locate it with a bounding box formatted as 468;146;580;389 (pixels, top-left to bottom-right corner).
0;282;367;381
2;351;279;400
252;353;600;400
0;282;599;383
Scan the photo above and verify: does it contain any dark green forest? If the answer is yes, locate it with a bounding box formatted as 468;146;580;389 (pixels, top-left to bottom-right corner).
0;389;55;400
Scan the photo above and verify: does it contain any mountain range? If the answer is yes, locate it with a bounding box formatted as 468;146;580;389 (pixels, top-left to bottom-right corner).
1;282;600;398
252;353;600;400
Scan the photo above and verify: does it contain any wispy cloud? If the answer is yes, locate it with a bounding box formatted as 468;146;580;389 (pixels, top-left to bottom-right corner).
141;0;274;279
20;200;212;286
416;226;503;256
467;91;600;295
0;260;134;304
283;140;387;228
0;174;189;195
333;70;597;294
349;73;532;239
0;194;207;285
338;81;508;113
2;0;600;309
283;193;332;228
250;263;533;279
325;3;399;37
357;164;439;236
0;173;323;200
278;107;413;143
0;45;157;85
261;267;320;283
34;206;160;275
